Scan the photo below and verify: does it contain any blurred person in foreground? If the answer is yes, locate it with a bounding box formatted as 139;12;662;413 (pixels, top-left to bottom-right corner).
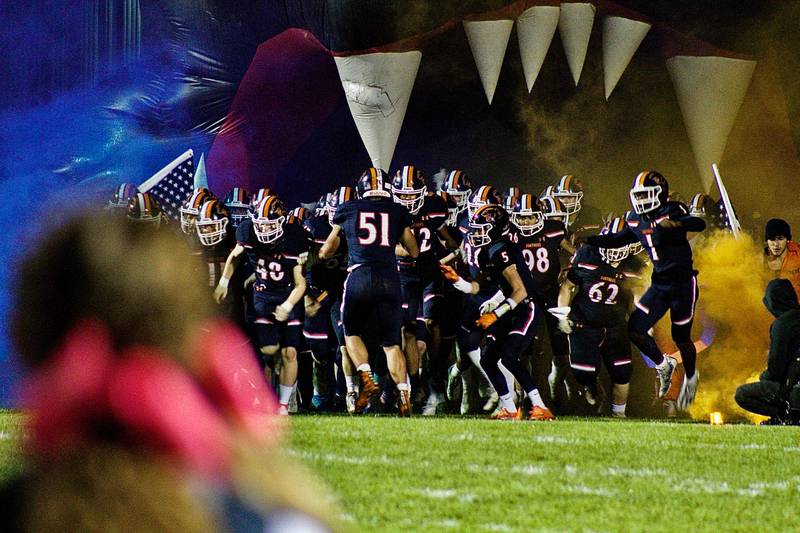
734;279;800;425
764;218;800;298
1;211;337;532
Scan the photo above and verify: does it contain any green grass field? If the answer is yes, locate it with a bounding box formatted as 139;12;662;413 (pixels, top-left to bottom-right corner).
3;411;800;531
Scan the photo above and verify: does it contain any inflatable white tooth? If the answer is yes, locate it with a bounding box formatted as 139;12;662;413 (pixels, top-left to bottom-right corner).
463;19;514;104
602;16;651;99
335;51;422;171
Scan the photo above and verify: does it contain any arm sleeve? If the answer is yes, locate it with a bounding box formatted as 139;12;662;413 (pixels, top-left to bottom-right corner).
586;226;637;248
677;215;706;232
332;203;349;226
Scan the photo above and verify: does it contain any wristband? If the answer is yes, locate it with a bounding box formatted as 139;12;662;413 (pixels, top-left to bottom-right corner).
453;277;473;294
219;276;230;289
279;301;294;313
494;297;518;318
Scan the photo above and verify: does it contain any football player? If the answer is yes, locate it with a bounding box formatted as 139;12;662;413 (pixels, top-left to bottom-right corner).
586;171;706;410
126;192;166;230
180;188;215;236
303;187;353;412
556;217;640;417
551;175;583;224
108;183;140;212
320;168;419;416
441;204;554;421
223;187;251;229
214;195;310;415
392;165;458;413
508;194;571;407
195;199;247;323
443;170;472;221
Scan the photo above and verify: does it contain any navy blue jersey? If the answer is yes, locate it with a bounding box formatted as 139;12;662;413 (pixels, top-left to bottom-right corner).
509;219;566;302
589;202;704;276
333;198;412;268
236;219;310;298
397;193;449;275
567;245;638;327
477;239;537;298
201;229;237;288
304;214;348;296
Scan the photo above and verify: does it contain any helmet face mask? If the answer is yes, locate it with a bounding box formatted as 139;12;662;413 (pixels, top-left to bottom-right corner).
539;196;569;227
251;196;287;244
228;207;249;228
180;189;213;234
468;204;509;248
197;218;229;246
629;185;662;214
180;211;198;234
552;190;583;215
444;170;472;215
511;194;544;236
223;187;250;228
127;193;163;229
629;242;644;256
599;245;629;264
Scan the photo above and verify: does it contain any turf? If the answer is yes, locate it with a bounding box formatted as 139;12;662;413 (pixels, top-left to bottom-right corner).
288;415;800;532
3;411;799;531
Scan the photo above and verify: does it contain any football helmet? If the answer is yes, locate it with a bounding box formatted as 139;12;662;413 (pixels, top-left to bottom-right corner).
356;168;391;199
443;170;473;215
196;200;230;246
223;187;251;228
467;185;502;218
552;175;583;215
503;186;522;213
511;194;544;236
598;217;630;263
314;194;331;217
539;196;568;226
180;188;213;234
392;165;427;214
327;186;354;225
289;206;311;225
630;171;668;215
109;183;140;210
250;187;274;211
468;204;510;248
127;192;163;228
251;195;287;244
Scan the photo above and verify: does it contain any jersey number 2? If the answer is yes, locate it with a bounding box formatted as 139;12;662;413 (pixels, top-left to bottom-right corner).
358;212;390;247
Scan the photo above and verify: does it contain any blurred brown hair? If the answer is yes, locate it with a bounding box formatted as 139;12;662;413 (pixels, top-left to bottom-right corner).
12;211;211;369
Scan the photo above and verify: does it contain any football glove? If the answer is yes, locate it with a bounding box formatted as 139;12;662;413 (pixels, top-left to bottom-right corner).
476;312;498;329
557;317;573;334
439;264;460;282
479;290;505;315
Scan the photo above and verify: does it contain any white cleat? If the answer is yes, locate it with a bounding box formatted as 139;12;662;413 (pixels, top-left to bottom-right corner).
482;389;499;413
584;387;597;406
278;403;290;416
677;370;699;411
656;355;677;399
422;393;444;416
446;364;461;400
345;392;357;415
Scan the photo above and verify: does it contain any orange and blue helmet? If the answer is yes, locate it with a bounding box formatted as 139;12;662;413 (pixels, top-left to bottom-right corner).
391;165;427;214
356;168;391;199
223;187;251;228
599;217;630;263
467;185;502;217
510;194;544;236
552;175;583;215
327;186;354;224
251;195;287;244
443;170;473;213
109;183;141;210
127;192;163;228
196;200;230;246
180;187;214;234
630;171;668;215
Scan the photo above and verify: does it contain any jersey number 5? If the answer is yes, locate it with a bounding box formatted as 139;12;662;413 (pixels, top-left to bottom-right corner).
358;212;390;247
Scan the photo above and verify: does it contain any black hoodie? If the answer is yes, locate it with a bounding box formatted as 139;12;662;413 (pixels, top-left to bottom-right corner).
761;279;800;385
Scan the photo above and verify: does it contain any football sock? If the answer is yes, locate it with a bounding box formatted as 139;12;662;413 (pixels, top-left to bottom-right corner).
498;362;517;402
611;403;626;416
344;375;356;393
396;382;409;392
356;363;371;374
527;389;546;409
278;384;294;406
499;392;516;412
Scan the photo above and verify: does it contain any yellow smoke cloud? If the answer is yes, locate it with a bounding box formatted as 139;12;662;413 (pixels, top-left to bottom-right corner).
688;230;771;424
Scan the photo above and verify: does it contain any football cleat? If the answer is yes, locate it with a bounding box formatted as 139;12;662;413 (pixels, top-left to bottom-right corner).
490;408;518;420
482;389;499;413
446;364;461;401
677;370;699;411
584;386;597;406
529;405;555;421
656;355;677;399
398;389;412;417
355;370;379;413
278;403;289;416
422;392;445;416
346;391;357;415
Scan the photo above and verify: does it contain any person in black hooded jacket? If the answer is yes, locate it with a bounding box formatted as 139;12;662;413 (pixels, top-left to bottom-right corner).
734;279;800;424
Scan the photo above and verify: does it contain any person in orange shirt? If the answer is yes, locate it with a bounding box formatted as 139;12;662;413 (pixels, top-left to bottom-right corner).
765;218;800;298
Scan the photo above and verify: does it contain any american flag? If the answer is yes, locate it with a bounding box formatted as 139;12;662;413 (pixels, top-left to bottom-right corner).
139;149;195;220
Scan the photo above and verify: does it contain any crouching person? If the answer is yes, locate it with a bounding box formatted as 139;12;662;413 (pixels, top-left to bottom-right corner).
735;279;800;425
